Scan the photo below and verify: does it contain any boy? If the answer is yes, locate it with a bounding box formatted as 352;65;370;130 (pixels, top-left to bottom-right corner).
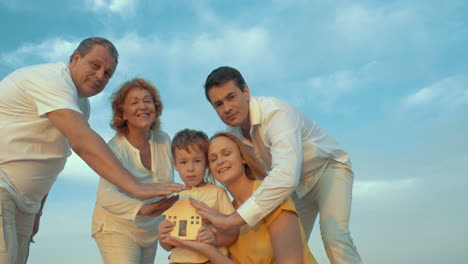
159;129;238;264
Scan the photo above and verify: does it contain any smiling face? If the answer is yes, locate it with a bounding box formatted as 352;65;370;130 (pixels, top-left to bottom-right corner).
121;87;156;132
207;80;251;130
69;44;116;98
208;136;246;186
174;146;207;188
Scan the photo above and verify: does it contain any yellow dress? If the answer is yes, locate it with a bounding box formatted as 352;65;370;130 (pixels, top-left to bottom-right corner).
228;180;317;264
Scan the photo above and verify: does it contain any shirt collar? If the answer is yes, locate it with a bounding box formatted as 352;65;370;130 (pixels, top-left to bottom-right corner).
249;96;261;127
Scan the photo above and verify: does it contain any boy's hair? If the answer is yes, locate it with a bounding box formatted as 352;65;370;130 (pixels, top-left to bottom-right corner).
171;129;209;159
172;129;213;183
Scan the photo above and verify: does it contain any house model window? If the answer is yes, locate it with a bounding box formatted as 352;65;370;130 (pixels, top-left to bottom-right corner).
162;198;203;240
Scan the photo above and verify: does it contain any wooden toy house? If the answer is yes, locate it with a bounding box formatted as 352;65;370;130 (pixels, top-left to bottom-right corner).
162;198;202;240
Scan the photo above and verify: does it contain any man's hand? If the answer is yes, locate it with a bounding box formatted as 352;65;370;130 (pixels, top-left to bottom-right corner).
190;198;245;233
139;195;179;217
30;212;42;243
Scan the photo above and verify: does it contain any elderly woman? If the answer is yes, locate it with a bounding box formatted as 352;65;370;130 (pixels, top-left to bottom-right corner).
92;78;183;264
160;132;317;264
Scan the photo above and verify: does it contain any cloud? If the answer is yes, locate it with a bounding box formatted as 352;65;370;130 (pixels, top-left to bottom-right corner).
401;73;468;109
304;61;378;110
354;178;416;201
0;38;77;68
60;153;99;184
84;0;137;16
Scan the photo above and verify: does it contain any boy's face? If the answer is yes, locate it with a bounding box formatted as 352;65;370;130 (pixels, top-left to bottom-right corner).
173;146;207;188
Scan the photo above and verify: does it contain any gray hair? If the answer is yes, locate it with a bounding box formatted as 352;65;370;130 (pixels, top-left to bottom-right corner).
69;37;119;66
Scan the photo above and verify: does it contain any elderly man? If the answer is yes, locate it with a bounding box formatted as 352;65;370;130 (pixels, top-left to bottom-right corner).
0;37;183;263
196;66;362;264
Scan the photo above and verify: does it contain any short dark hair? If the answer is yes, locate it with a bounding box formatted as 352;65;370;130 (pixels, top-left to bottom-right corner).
204;66;246;102
69;37;119;66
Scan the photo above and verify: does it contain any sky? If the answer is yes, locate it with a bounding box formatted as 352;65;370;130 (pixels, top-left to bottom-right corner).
1;0;467;263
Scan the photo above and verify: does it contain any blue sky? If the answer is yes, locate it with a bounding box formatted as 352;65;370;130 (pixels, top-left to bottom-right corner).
1;0;467;263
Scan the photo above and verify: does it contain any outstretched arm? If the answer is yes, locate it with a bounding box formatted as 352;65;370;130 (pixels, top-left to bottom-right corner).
48;109;183;199
191;198;244;234
234;106;303;227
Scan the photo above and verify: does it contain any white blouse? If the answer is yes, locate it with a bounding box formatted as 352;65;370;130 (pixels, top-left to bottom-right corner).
92;129;174;247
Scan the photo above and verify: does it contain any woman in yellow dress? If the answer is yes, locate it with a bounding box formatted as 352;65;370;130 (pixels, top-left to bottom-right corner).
160;132;317;264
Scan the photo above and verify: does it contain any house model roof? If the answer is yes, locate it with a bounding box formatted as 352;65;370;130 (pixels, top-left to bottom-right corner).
162;198;203;240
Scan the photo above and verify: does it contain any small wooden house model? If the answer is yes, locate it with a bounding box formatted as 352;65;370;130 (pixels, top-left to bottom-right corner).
162;198;202;240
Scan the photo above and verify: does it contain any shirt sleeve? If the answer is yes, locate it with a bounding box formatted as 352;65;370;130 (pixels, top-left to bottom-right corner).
237;105;303;226
263;197;299;227
26;66;83;116
96;178;145;221
215;187;236;215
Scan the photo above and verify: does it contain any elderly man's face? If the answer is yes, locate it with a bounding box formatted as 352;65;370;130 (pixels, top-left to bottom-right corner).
69;45;116;98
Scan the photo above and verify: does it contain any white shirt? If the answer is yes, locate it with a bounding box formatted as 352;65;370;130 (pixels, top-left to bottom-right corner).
0;62;89;214
92;130;174;247
228;96;350;226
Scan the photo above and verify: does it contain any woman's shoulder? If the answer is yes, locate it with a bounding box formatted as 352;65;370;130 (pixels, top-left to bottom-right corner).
151;129;171;143
108;133;126;148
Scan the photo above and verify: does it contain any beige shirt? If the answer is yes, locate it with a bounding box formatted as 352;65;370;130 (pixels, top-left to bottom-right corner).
228;96;351;226
169;183;235;263
92;130;174;247
0;62;89;214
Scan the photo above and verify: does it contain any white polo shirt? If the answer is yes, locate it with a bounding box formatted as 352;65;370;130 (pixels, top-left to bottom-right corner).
228;96;350;226
0;62;89;214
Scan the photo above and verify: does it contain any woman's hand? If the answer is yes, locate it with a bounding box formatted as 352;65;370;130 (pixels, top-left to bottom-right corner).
164;235;206;251
133;182;184;200
164;235;238;264
139;195;179;216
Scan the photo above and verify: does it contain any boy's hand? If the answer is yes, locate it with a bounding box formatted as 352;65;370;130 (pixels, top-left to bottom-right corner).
196;226;216;245
158;220;175;242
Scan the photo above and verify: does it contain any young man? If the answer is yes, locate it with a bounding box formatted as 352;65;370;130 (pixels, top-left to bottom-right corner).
0;37;183;263
197;66;362;264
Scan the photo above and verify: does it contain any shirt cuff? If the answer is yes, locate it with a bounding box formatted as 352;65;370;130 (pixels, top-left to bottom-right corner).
237;199;267;227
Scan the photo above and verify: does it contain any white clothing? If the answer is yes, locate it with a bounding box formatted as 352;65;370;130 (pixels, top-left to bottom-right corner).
292;161;362;263
92;130;174;247
95;232;157;264
228;96;350;226
0;188;35;264
0;62;89;214
228;96;362;264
